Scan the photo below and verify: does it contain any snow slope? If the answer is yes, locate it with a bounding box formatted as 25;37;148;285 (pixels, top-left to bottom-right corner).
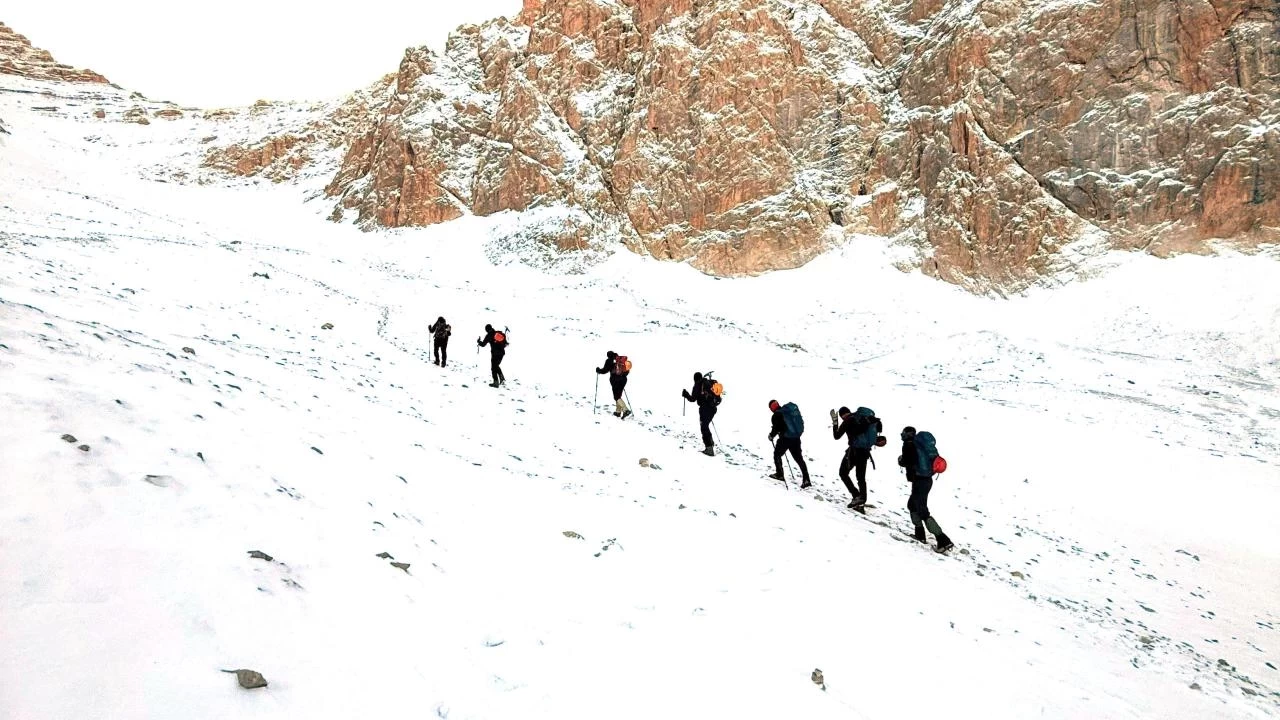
2;76;1280;719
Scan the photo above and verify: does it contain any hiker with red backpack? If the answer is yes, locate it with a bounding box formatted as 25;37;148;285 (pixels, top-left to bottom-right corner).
477;324;508;387
596;351;632;419
428;316;451;367
832;406;883;511
767;400;811;488
681;372;721;456
898;426;953;553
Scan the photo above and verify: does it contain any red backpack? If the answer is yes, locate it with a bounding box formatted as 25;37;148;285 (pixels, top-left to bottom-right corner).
613;355;632;374
493;331;506;344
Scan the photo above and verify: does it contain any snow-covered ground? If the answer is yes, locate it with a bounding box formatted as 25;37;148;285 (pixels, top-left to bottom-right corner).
2;75;1279;720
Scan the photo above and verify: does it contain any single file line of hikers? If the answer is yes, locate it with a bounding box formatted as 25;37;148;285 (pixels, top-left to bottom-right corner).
427;318;955;553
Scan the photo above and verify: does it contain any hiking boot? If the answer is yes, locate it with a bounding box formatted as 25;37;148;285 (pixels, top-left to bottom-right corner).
621;409;632;419
847;499;864;509
768;472;784;480
913;526;927;543
489;382;500;388
799;480;811;489
613;411;621;417
935;535;954;553
702;446;715;456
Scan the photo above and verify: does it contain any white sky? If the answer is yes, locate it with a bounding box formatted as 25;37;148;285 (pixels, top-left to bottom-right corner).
5;1;523;107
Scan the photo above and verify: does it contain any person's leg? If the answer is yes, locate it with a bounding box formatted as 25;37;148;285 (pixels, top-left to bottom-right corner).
772;440;786;476
495;352;505;384
907;479;927;541
838;450;857;499
853;448;870;505
490;355;500;385
788;439;810;486
440;340;447;367
699;406;715;451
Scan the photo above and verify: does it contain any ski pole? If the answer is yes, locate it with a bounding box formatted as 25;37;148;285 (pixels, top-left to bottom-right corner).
594;374;599;414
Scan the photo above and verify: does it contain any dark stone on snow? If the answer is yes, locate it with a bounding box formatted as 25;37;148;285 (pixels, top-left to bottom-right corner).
77;445;90;452
376;552;394;559
390;561;411;573
61;434;77;443
247;550;273;562
182;347;195;355
222;668;268;689
311;447;323;455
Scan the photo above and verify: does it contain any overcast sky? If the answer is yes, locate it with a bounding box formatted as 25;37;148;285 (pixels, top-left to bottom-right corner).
6;1;522;107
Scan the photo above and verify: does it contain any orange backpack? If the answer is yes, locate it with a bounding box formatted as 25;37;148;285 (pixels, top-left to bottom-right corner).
614;355;632;374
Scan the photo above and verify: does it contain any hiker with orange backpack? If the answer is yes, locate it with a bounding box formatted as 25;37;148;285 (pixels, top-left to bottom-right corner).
477;324;508;387
832;406;883;511
681;372;721;456
596;351;632;419
898;426;953;552
768;400;811;488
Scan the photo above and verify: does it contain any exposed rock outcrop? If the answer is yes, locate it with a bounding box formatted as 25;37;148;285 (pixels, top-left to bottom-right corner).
0;22;111;85
199;0;1279;289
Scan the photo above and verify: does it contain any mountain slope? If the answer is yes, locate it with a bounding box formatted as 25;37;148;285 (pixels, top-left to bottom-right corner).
3;69;1280;718
197;0;1278;291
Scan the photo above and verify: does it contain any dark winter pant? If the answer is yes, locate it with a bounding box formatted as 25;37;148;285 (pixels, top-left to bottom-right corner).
698;404;717;448
907;476;947;539
773;437;810;482
839;447;871;504
433;339;448;366
610;376;629;415
490;350;506;385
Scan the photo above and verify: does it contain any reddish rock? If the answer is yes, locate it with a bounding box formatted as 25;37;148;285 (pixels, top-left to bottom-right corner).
0;22;110;84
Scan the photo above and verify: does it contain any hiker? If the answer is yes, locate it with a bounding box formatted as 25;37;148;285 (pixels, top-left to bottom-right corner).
898;426;954;552
477;324;508;387
596;351;632;419
428;316;451;366
681;372;720;456
832;406;882;510
767;400;810;488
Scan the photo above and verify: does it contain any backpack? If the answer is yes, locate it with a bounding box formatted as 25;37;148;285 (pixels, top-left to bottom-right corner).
613;355;632;375
913;431;947;477
434;323;451;340
493;330;506;344
851;407;882;449
703;373;723;405
780;402;804;438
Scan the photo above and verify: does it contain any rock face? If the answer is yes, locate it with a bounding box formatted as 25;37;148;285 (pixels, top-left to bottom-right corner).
208;0;1278;288
0;22;111;85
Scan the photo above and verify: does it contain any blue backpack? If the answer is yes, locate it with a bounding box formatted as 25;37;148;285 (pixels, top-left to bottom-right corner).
851;407;881;449
780;402;804;438
913;431;941;477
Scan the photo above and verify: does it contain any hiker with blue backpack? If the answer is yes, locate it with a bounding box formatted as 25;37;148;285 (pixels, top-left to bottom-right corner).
898;426;954;552
767;400;811;488
832;406;884;511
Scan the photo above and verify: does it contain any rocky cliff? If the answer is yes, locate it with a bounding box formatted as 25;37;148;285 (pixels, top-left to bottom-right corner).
207;0;1278;289
0;22;111;85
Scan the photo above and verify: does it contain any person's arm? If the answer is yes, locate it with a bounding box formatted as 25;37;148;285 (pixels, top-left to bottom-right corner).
770;413;785;439
833;417;847;440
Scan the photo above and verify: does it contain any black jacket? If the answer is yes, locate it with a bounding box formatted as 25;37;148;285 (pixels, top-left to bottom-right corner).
898;438;921;480
597;356;627;385
429;321;451;341
834;414;875;447
478;328;508;354
769;411;788;440
683;378;719;408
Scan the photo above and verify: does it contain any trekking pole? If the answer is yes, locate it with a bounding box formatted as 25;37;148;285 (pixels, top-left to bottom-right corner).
624;389;636;415
594;375;599;414
711;419;722;446
784;454;797;485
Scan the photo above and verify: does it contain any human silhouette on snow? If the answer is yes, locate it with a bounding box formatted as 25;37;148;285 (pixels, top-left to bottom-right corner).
768;399;810;487
428;316;451;366
682;372;719;455
477;324;508;387
596;351;631;419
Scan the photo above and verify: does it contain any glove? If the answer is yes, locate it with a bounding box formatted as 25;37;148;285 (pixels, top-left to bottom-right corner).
768;433;776;442
829;408;838;422
682;390;691;400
